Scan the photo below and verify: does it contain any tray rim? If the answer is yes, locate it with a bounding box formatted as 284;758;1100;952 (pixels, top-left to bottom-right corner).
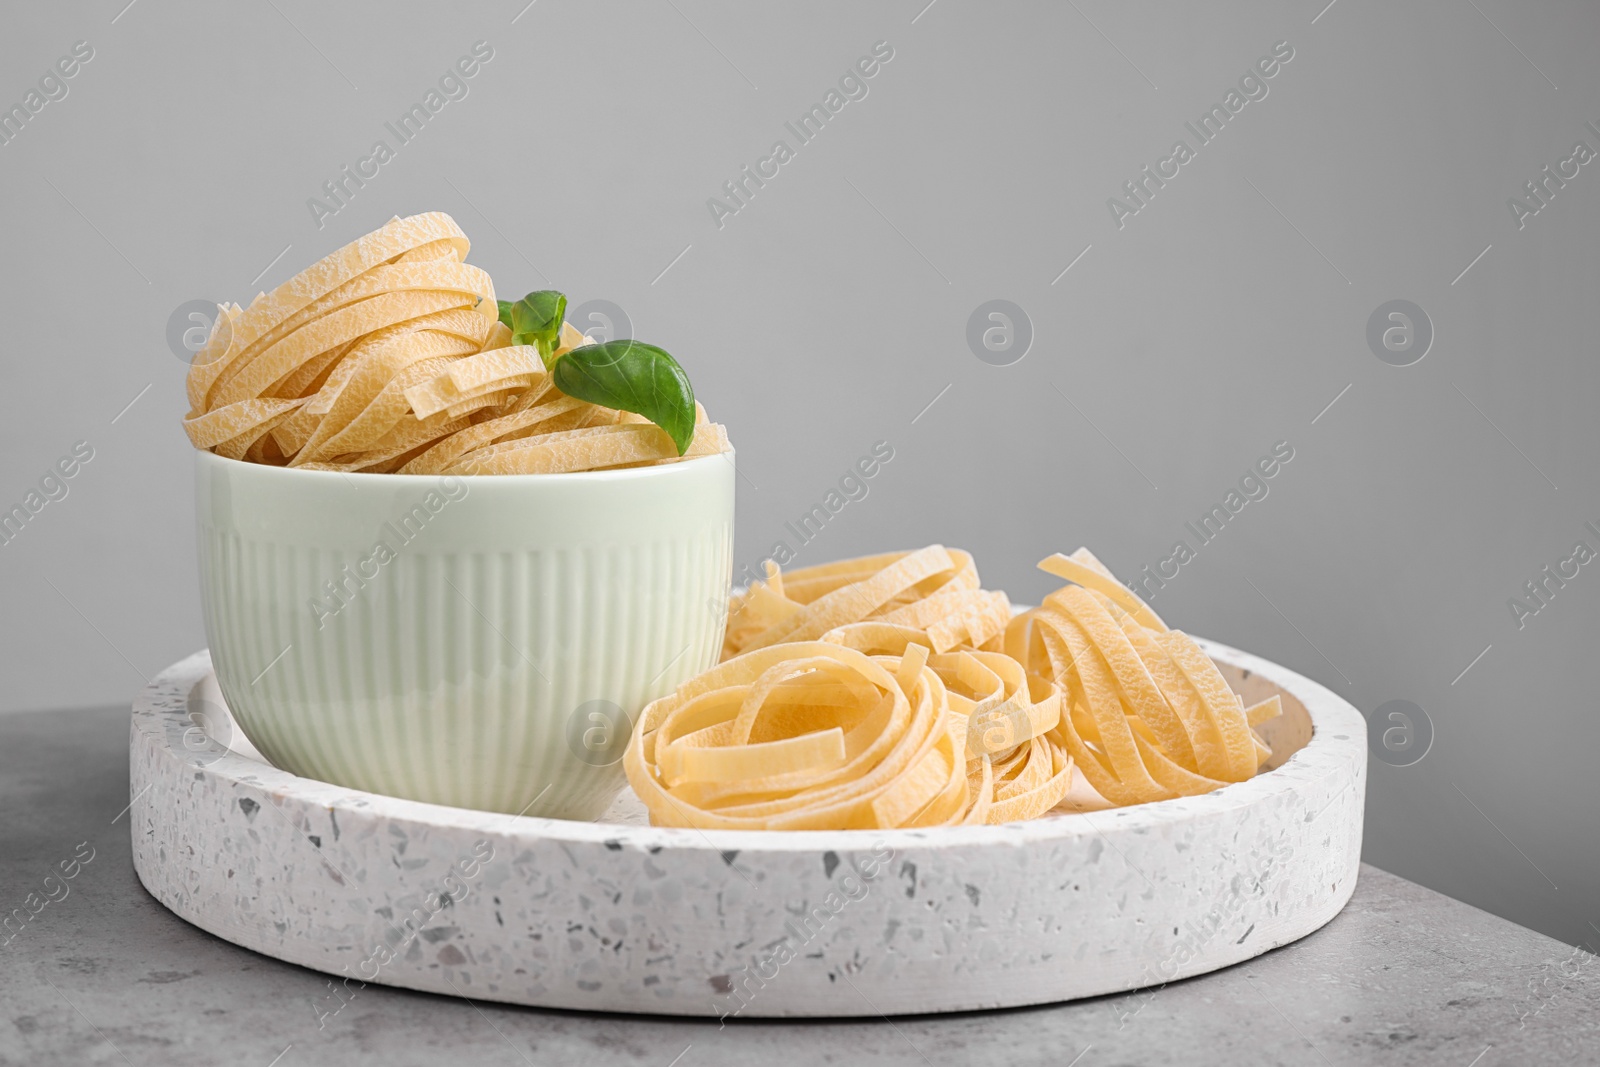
137;636;1365;851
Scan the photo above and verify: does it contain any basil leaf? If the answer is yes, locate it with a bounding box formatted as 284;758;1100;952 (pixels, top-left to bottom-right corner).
552;340;696;455
510;290;567;367
497;300;515;331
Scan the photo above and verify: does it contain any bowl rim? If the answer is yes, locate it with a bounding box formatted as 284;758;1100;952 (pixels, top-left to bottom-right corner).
136;637;1366;854
194;446;736;486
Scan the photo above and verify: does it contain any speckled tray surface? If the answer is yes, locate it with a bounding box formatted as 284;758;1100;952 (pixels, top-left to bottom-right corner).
128;638;1366;1018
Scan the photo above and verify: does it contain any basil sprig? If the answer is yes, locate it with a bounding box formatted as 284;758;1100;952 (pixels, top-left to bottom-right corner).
504;290;567;367
500;290;697;456
553;340;696;455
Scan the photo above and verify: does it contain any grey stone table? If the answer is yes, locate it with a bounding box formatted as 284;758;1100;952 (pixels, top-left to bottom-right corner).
4;705;1599;1067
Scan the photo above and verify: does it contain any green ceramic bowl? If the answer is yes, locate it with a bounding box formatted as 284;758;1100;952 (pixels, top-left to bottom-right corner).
194;449;734;819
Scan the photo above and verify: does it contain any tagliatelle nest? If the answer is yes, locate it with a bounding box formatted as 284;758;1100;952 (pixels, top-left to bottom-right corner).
721;546;1012;660
826;629;1075;825
1003;549;1280;807
622;546;1282;830
181;212;729;473
625;641;1032;831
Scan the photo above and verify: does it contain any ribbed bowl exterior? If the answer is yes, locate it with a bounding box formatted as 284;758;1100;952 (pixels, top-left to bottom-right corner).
194;450;734;819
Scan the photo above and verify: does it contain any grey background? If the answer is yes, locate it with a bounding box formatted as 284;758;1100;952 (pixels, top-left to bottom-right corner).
1;0;1595;954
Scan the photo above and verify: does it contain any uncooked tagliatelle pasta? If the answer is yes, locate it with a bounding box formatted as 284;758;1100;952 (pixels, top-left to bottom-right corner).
721;546;1012;660
622;546;1281;830
181;212;730;473
1004;548;1280;808
625;642;979;830
824;626;1074;825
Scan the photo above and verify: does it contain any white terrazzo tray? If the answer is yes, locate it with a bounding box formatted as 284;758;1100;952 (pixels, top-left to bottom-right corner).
128;638;1366;1018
